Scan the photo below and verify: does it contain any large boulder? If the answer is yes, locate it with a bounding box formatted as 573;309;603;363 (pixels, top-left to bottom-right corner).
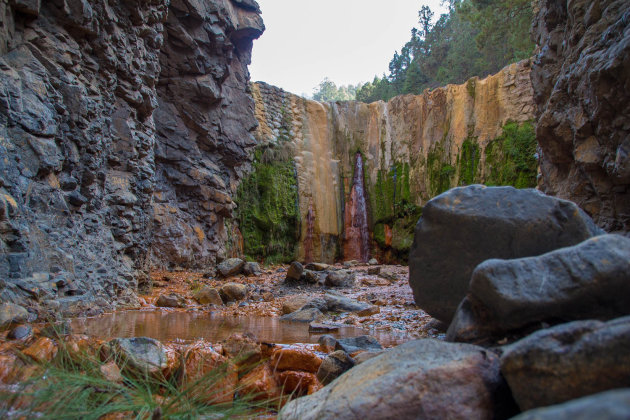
109;337;169;376
280;339;516;420
409;185;602;323
448;234;630;344
511;389;630;420
500;316;630;411
217;258;245;278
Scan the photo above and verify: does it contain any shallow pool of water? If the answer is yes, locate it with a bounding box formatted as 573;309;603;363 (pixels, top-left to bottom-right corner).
70;310;405;346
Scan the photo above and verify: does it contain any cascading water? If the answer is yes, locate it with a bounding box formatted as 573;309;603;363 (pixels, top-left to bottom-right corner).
343;153;370;262
303;200;315;263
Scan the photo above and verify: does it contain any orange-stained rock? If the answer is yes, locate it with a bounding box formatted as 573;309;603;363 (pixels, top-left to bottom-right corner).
0;353;20;383
65;334;102;359
277;370;320;396
222;333;261;367
182;342;237;404
271;348;322;373
238;363;282;401
162;343;181;379
23;337;58;363
100;361;123;383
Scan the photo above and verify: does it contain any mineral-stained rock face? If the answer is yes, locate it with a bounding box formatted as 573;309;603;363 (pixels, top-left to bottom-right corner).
532;0;630;231
0;0;263;313
247;60;535;263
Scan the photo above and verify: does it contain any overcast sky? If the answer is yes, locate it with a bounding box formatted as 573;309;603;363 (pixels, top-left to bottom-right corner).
249;0;448;97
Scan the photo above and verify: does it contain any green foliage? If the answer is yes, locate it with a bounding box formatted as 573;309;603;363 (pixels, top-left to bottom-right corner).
457;137;480;185
312;78;360;102
484;120;538;188
356;0;535;102
236;147;299;264
427;138;455;196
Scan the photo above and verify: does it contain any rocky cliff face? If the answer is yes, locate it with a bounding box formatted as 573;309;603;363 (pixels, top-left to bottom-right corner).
244;60;535;264
0;0;262;315
532;0;630;232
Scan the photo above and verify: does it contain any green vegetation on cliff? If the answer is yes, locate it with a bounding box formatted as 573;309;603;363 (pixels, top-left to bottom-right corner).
235;147;299;264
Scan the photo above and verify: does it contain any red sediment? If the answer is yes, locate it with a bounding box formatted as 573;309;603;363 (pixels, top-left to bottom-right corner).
385;224;393;247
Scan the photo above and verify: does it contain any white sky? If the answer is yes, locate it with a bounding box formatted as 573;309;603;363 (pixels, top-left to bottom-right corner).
249;0;448;97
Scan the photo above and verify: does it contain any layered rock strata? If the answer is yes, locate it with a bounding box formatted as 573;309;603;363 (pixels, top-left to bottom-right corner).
246;60;535;263
0;0;263;313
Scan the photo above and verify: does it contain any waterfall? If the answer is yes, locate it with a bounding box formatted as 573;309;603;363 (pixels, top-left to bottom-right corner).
343;153;370;262
303;200;315;263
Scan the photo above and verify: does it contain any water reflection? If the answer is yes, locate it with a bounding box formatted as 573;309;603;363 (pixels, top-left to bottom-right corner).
70;310;403;346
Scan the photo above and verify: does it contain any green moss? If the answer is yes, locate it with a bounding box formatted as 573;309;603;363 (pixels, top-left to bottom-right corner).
235;147;299;263
427;136;455;197
466;78;476;99
483;120;537;188
457;136;481;186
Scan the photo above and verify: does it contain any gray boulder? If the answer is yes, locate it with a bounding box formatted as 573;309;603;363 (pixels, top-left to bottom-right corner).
155;293;186;308
316;350;355;385
109;337;168;376
448;234;630;344
325;270;356;288
217;258;245;278
511;389;630;420
280;307;324;323
322;293;370;313
7;324;33;340
500;316;630;411
242;262;262;276
409;185;602;323
334;335;382;354
280;339;515;420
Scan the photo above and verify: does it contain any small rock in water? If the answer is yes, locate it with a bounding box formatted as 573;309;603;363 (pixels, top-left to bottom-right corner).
155;293;187;308
316;350;355;385
318;335;338;353
7;324;33;340
309;323;340;333
334;336;383;354
280;308;324;323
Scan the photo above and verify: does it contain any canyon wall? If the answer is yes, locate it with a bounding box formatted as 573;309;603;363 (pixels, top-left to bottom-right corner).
243;60;536;264
0;0;262;315
532;0;630;232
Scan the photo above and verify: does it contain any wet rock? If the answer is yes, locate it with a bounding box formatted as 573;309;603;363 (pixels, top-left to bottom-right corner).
280;308;324;323
316;350;355;386
0;304;28;329
282;295;311;314
285;261;304;282
277;371;320;396
193;286;223;306
7;324;32;340
242;262;262;276
409;185;602;323
238;363;282;401
155;293;187;308
324;270;356;288
448;235;630;344
109;337;169;376
367;266;381;275
284;339;515;420
511;389;630;420
309;323;339;333
501;316;630;411
100;361;123;383
318;335;337;353
219;283;248;302
334;336;382;354
322;293;369;313
368;258;378;265
217;258;245;278
222;333;261;367
182;342;237;404
271;348;322;373
305;262;328;271
23;337;58;363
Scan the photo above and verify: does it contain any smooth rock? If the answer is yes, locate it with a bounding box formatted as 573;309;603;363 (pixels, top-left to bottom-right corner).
277;371;320;396
322;293;369;313
217;258;245;278
368;258;378;265
511;389;630;420
23;336;58;362
318;335;337;353
219;283;248;302
500;316;630;411
109;337;169;376
448;234;630;344
305;262;328;271
301;269;320;284
285;261;304;282
324;270;356;288
281;295;311;314
7;324;32;340
409;185;602;323
334;336;382;354
242;261;262;276
280;308;324;323
238;363;282;401
193;286;223;306
0;304;28;329
271;348;322;373
283;339;515;420
315;350;355;386
155;293;187;308
309;323;339;333
100;361;123;383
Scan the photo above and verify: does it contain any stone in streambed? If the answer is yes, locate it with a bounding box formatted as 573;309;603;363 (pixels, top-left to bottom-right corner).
500;316;630;411
309;323;339;333
409;185;603;323
282;295;311;314
193;286;223;305
7;324;32;340
271;347;322;373
334;335;382;354
316;350;355;386
219;283;247;302
510;389;630;420
325;270;356;287
0;303;29;329
109;337;168;376
448;234;630;344
242;261;262;276
217;258;245;278
305;262;328;271
155;293;187;308
280;308;324;323
285;261;304;282
282;339;516;420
